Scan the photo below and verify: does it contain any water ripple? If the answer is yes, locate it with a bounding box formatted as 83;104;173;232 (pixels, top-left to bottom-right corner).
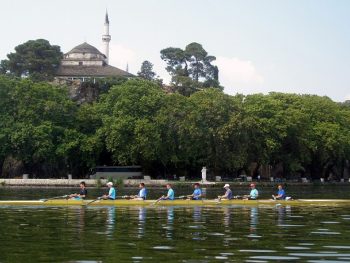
324;246;350;249
250;256;300;260
289;253;350;257
311;231;341;235
285;246;311;250
153;246;174;250
240;250;277;253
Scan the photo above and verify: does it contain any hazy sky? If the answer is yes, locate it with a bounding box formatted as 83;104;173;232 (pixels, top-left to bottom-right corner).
1;0;349;101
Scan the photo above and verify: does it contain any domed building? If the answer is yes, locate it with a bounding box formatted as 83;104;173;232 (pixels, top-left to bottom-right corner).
61;42;107;67
56;13;132;82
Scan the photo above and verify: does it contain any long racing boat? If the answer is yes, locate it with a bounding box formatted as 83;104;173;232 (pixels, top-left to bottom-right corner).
0;199;349;207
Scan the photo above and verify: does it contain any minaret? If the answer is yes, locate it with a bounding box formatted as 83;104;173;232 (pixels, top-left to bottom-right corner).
102;11;111;64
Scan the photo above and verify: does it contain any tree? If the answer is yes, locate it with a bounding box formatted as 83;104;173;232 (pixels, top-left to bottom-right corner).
185;42;215;82
160;42;221;95
182;89;242;176
137;60;156;81
0;60;9;75
0;76;96;177
98;79;166;167
1;39;62;81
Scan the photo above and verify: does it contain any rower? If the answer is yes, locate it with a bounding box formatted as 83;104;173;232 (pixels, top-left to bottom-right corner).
130;183;147;200
218;184;233;200
69;181;87;200
187;183;202;200
243;183;259;200
159;183;174;200
272;184;286;200
101;182;116;200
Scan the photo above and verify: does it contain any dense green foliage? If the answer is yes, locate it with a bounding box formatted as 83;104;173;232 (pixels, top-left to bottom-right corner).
0;39;62;81
0;75;350;180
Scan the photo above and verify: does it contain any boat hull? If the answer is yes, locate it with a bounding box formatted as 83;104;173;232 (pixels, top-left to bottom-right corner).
0;199;349;207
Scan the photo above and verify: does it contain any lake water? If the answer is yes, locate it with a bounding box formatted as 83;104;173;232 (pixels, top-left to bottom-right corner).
0;185;350;262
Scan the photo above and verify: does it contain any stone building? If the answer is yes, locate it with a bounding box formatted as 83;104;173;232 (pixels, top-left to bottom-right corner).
56;12;132;82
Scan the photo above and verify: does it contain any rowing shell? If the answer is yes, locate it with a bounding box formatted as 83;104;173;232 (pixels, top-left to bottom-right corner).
0;199;349;207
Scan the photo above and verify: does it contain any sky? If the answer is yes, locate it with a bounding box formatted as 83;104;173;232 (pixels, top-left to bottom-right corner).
1;0;350;102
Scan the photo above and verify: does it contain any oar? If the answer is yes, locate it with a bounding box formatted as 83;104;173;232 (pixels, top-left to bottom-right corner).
175;195;186;200
83;197;102;206
151;197;164;206
40;195;68;202
151;195;185;206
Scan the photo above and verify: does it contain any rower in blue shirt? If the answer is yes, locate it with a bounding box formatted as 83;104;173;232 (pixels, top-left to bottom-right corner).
101;182;116;200
244;183;259;200
187;183;202;200
272;184;286;200
130;183;147;200
159;184;174;200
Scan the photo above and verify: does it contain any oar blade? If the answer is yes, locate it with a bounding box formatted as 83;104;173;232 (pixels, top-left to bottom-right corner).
83;197;101;206
40;195;68;202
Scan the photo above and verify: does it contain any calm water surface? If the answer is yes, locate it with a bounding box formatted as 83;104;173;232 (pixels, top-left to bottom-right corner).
0;205;350;262
0;186;350;262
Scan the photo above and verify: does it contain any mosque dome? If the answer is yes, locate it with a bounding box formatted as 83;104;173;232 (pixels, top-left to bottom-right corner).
63;42;106;63
66;42;105;57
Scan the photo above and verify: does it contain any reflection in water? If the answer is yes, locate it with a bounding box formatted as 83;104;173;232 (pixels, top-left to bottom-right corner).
249;207;259;238
193;206;202;223
71;207;86;237
277;205;286;225
223;207;231;227
166;207;174;239
192;206;203;241
106;207;116;239
250;207;258;228
277;205;292;226
222;207;233;246
0;205;350;262
138;207;146;238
